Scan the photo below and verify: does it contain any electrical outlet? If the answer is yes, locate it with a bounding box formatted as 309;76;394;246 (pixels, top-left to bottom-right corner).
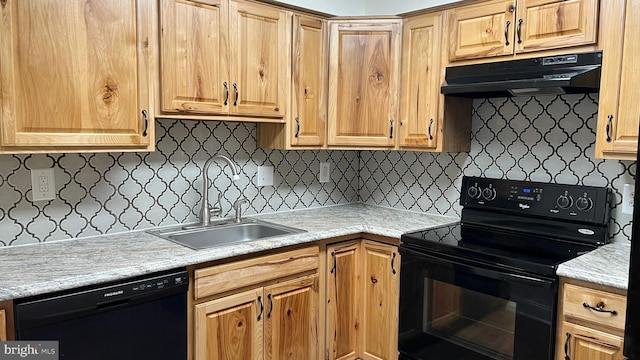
319;162;330;183
31;168;56;201
257;166;273;187
623;184;634;215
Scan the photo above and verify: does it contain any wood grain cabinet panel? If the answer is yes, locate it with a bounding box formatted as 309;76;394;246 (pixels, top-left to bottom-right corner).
446;0;598;61
596;0;640;159
0;0;154;151
327;20;401;148
0;309;6;341
560;322;624;360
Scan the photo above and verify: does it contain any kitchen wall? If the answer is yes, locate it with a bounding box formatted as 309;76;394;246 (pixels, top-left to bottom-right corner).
360;94;635;242
273;0;459;15
0;94;634;246
0;121;359;246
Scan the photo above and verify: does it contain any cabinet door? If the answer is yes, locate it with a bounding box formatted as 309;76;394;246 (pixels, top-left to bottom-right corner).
447;0;515;61
326;241;361;360
159;0;230;114
264;274;319;360
360;241;399;360
399;13;442;150
194;288;263;360
228;0;290;117
516;0;598;53
0;309;6;341
561;322;624;360
290;15;327;147
596;0;640;159
0;0;151;148
327;20;401;147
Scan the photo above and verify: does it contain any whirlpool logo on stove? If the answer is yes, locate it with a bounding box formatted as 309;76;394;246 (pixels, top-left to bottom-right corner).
518;203;531;209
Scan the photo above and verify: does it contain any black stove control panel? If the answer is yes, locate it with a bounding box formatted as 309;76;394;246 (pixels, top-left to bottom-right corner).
460;176;612;225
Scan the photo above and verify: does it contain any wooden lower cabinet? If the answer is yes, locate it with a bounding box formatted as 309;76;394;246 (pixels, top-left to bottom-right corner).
194;271;319;360
326;240;400;360
560;322;624;360
0;308;6;341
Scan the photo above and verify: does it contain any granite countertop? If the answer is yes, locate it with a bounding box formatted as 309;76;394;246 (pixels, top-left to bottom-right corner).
557;240;631;290
0;203;458;302
0;203;632;302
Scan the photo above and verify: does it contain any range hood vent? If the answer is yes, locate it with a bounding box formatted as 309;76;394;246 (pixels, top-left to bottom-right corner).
441;51;602;98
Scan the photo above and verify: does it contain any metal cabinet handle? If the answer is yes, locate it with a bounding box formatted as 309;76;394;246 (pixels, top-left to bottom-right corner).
517;19;523;44
257;295;263;320
606;114;613;142
564;332;571;360
267;294;273;318
428;118;434;140
223;82;229;106
583;301;618;315
141;110;149;137
233;83;239;106
391;252;397;275
505;20;511;46
389;119;394;139
330;251;336;275
294;117;300;138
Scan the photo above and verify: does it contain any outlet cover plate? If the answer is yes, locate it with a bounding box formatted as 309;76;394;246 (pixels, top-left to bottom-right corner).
257;166;274;187
319;162;330;183
623;183;634;215
31;168;56;201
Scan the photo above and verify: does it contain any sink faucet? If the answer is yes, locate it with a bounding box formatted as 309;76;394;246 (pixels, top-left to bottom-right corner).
200;154;240;226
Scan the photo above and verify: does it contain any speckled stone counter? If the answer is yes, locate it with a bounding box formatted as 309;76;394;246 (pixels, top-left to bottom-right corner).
0;203;458;301
557;240;631;290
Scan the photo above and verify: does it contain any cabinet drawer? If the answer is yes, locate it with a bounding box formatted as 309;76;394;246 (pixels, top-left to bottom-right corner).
194;246;319;299
563;283;627;331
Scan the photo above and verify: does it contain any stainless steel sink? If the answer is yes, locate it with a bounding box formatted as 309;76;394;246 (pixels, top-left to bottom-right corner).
148;220;306;250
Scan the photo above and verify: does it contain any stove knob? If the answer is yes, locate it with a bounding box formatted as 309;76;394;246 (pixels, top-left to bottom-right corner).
467;186;481;199
576;197;593;211
482;187;497;201
556;195;573;209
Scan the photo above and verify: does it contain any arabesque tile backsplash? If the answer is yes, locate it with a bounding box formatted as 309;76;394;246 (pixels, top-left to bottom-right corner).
0;94;635;246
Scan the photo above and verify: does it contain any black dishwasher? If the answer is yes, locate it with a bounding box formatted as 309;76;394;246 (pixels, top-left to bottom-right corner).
14;268;189;360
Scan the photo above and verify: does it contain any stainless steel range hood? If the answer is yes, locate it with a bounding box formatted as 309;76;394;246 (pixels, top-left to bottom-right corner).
441;51;602;98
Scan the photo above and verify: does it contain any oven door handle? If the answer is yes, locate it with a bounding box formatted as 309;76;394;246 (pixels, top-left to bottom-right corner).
400;245;555;289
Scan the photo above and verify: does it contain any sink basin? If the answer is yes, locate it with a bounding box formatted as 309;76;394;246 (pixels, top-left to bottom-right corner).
149;220;306;250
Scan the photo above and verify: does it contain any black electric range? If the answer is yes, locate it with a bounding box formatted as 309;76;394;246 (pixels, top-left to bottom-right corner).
398;176;612;360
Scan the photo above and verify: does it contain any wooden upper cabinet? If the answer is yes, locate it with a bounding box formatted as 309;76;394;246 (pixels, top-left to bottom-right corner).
596;0;639;159
160;0;229;114
290;15;327;146
158;0;290;119
400;13;442;150
447;0;599;61
328;20;401;148
0;0;154;151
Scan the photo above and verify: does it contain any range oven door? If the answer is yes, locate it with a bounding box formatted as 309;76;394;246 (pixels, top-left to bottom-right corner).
398;244;557;360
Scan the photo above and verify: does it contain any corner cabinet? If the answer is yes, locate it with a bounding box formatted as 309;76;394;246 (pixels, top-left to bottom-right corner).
595;0;640;159
327;20;402;148
159;0;290;120
0;0;155;153
326;240;400;360
193;247;320;360
399;12;471;152
446;0;599;62
556;280;627;360
257;14;328;149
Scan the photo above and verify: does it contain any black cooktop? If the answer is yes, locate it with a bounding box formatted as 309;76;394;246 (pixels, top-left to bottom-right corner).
400;176;612;278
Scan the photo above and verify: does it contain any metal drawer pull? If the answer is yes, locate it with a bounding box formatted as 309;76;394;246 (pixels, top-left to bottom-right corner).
257;295;263;320
223;82;229;106
294;117;300;138
428;118;434;140
583;301;618;315
517;19;523;44
233;83;239;106
606;114;613;142
141;110;149;137
267;294;273;318
505;20;511;46
564;332;571;360
391;252;397;274
330;251;337;274
390;119;394;139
